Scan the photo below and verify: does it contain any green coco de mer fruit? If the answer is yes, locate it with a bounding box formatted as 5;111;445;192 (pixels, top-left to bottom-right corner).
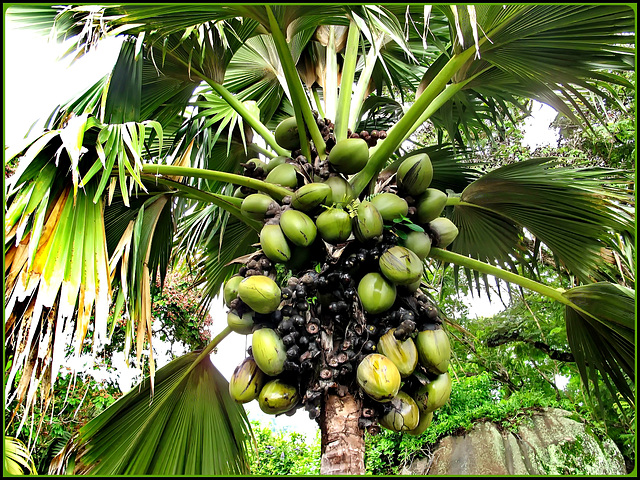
315;207;352;243
416;327;451;375
378;391;420;432
379;245;423;285
324;176;355;207
258;379;299;414
223;276;243;307
227;310;254;335
252;327;287;376
356;353;401;402
415;188;447;224
291;182;332;211
260;224;292;263
265;162;298;188
274;116;302;150
369;192;409;222
229;357;265;403
237;275;282;314
396;153;433;196
241;193;278;221
353;201;383;242
357;272;396;314
428;217;459;248
327;138;369;175
414;372;452;413
401;231;432;260
377;328;418;377
279;209;317;246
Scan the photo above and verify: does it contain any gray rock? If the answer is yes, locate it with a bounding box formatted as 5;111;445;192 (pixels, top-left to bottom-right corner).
401;408;626;475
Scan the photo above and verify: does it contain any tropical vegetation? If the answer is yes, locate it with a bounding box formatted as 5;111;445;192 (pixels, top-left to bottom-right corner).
4;4;635;475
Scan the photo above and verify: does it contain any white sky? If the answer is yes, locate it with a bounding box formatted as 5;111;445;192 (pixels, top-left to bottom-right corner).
4;13;561;440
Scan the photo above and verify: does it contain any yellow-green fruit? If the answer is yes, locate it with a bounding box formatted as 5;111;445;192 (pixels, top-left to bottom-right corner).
353;201;384;242
252;327;287;376
358;273;396;314
356;353;401;402
428;217;459;248
379;391;420;432
415;188;447;224
265;163;298;189
369;193;409;222
416;328;451;375
291;182;332;211
397;153;433;196
414;372;452;413
229;357;265;403
407;410;434;436
227;310;255;335
237;275;282;314
377;328;418;377
379;246;423;286
223;276;244;307
241;193;278;221
315;207;352;243
324;176;355;207
401;231;432;260
265;155;289;172
258;379;299;415
260;224;291;263
279;209;317;247
274;117;301;150
327;138;369;175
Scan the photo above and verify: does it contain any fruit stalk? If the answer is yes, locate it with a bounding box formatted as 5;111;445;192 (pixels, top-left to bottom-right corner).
141;164;291;201
350;45;478;196
428;248;580;308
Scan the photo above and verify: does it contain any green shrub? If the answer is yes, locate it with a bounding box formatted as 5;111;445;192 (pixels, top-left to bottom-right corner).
248;422;321;475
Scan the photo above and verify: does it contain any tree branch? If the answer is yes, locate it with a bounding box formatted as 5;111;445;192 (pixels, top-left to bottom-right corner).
486;331;575;363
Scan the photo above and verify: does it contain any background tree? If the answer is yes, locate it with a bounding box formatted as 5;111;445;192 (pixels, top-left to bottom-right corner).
4;4;635;475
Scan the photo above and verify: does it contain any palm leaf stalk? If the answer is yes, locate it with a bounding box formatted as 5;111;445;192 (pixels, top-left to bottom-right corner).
265;5;327;160
333;20;360;142
429;248;635;407
140;164;292;201
350;44;478;195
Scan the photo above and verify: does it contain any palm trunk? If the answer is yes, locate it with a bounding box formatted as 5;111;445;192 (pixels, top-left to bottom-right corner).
319;392;365;475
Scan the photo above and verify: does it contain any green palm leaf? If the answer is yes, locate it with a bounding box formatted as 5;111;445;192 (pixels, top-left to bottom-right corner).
563;283;635;407
4;436;38;475
453;158;634;283
65;350;252;475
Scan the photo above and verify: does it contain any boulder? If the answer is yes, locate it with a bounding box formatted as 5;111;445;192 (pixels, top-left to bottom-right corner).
401;408;626;475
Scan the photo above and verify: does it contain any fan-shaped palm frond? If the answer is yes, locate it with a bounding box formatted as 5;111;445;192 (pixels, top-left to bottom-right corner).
564;282;635;407
49;349;252;475
452;158;634;284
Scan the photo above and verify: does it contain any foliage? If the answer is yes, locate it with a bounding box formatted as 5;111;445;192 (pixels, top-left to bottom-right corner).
150;270;215;352
248;422;321;475
4;371;120;474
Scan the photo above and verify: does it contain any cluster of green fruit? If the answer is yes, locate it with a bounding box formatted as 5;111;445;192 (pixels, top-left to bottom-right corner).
225;115;459;434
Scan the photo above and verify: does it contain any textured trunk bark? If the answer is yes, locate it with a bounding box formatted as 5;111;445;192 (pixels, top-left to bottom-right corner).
319;391;365;475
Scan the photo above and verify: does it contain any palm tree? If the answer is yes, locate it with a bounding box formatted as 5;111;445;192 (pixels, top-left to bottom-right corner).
4;4;635;475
